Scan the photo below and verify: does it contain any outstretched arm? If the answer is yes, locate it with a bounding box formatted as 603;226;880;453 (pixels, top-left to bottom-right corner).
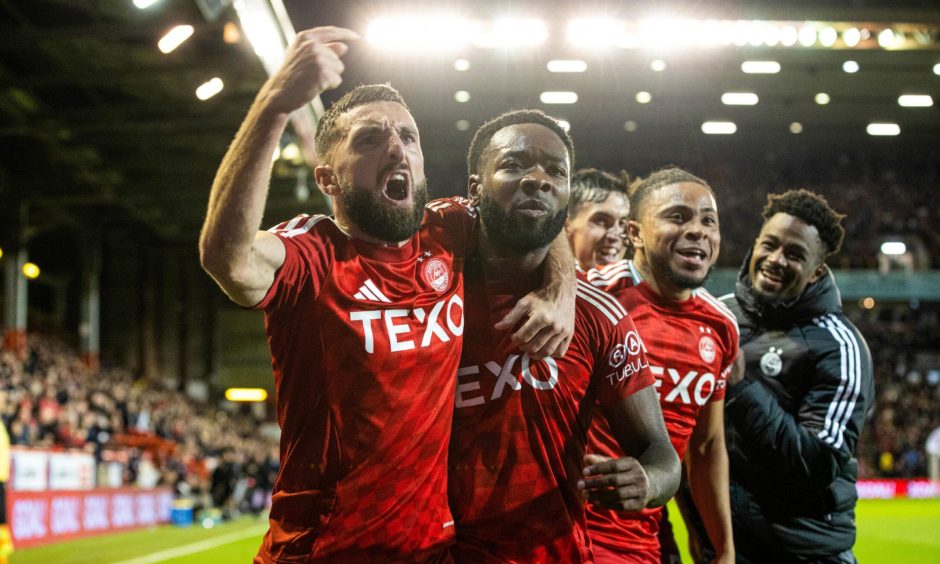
495;232;577;359
685;400;734;563
199;26;358;307
580;386;680;511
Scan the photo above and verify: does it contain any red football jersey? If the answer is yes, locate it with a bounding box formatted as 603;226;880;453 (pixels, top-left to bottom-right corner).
584;259;739;553
252;198;475;563
449;273;655;563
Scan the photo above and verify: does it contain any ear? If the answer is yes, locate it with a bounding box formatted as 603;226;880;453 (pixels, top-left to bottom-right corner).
626;220;643;249
467;174;482;206
809;262;828;283
314;165;339;196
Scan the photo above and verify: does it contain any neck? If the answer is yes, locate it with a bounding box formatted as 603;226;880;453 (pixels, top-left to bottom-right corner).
634;253;692;302
334;206;409;248
477;227;549;283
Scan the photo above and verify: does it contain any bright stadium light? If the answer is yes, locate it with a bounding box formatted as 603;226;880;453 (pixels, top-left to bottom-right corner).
649;59;667;72
819;27;838;47
861;297;875;310
547;59;587;73
368;16;472;52
798;25;817;47
898;94;933;107
567;17;625;49
158;25;194;54
880;241;907;255
557;119;571;131
878;28;897;49
476;18;547;49
454;90;471;103
843;60;860;73
635;91;652;104
741;60;780;74
815;92;831;105
134;0;159;8
22;262;40;279
455;119;470;131
540;91;578;104
225;388;268;402
790;122;803;134
762;24;781;46
721;92;759;106
196;77;224;100
454;59;470;71
701;121;737;134
843;27;861;47
780;26;799;46
867;122;901;136
234;0;286;73
934;63;940;75
624;120;638;132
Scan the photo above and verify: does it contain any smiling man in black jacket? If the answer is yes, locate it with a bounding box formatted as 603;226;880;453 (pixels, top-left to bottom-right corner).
683;189;873;563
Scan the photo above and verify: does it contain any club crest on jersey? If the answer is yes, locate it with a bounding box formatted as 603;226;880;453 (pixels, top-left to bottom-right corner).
423;258;450;293
699;335;717;364
760;347;783;376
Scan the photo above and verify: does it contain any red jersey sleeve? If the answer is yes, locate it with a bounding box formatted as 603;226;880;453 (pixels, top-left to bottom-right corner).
252;214;335;312
576;280;654;407
424;197;478;259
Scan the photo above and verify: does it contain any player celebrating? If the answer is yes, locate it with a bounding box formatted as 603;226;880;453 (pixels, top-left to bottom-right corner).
449;111;680;563
585;168;738;563
564;169;631;272
199;28;574;562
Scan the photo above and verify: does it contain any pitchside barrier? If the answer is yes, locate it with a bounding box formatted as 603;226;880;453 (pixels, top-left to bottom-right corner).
856;479;940;500
7;448;173;548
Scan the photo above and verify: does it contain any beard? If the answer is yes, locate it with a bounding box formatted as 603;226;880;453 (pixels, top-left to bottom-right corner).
340;179;429;243
648;248;711;290
478;193;568;254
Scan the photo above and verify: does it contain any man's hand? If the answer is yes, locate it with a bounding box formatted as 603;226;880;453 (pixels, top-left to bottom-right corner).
578;454;652;512
495;284;575;359
259;26;359;115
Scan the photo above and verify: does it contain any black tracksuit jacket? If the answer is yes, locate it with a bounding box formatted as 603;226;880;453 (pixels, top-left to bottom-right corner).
718;259;874;562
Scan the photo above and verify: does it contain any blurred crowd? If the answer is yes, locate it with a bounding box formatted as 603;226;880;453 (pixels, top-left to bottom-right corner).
0;334;278;518
848;302;940;479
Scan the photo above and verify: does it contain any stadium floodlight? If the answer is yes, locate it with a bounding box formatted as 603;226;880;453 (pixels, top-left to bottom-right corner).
635;91;652;104
762;24;781;46
843;60;860;73
934;63;940;75
540;91;578;104
196;77;223;100
225;388;269;402
731;20;750;47
650;59;667;72
567;17;626;49
22;262;40;279
878;28;897;49
789;122;803;134
454;59;470;71
721;92;759;106
861;297;875;310
815;92;831;105
880;241;907;255
780;26;799;46
475;18;547;49
158;25;194;54
547;59;587;73
867;122;901;136
455;119;470;131
701;121;737;134
134;0;159;8
898;94;933;107
454;90;471;103
798;25;817;47
819;27;838;47
741;60;780;74
368;16;473;52
843;27;861;47
281;143;300;162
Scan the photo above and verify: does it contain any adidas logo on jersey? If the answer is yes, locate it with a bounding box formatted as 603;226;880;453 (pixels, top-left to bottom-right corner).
354;279;392;303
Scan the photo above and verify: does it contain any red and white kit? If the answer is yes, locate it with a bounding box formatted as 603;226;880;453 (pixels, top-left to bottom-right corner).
585;259;738;556
449;272;654;563
253;198;474;563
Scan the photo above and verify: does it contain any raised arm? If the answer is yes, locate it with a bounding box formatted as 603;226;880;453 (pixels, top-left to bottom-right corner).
199;26;358;307
580;386;681;511
494;232;577;358
685;399;734;563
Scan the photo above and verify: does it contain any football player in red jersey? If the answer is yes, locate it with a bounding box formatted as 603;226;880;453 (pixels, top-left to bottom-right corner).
199;27;576;563
564;169;631;273
448;111;680;563
583;168;739;564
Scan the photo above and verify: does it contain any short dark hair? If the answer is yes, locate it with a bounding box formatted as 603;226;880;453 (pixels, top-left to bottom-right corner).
761;189;846;257
466;109;575;177
314;83;410;161
569;168;629;217
629;166;710;221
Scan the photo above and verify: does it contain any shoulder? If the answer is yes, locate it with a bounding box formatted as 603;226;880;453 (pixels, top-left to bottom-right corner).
694;288;740;340
806;313;870;358
585;259;637;291
267;213;339;242
424;197;477;223
575;279;629;328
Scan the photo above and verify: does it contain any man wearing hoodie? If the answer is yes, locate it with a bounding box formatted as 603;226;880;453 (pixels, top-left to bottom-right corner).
688;189;873;563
